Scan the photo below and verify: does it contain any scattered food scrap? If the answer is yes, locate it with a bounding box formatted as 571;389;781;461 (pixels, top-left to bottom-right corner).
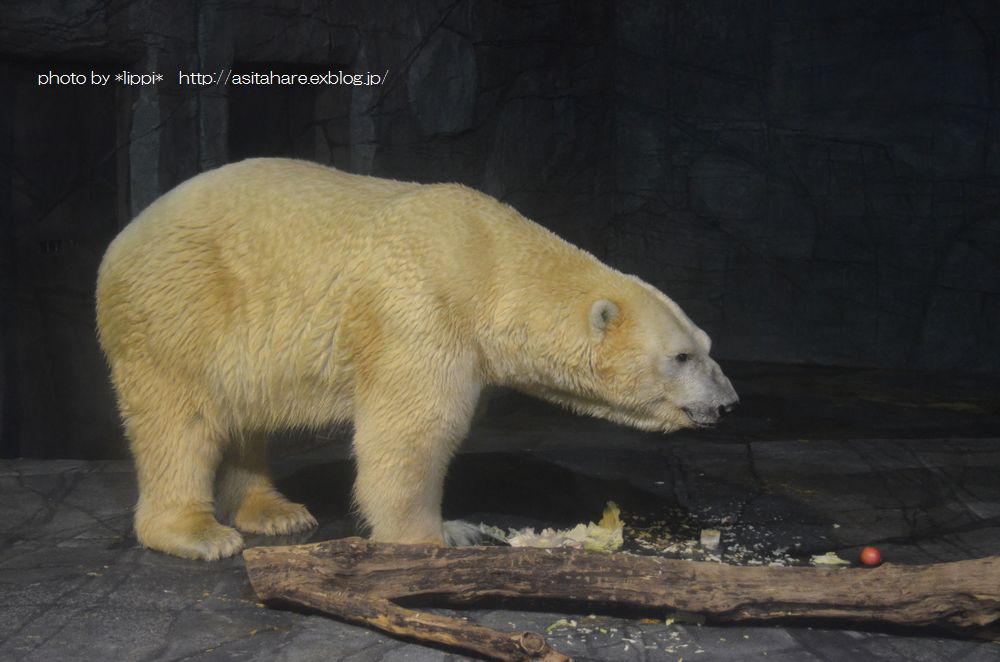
699;528;721;549
810;551;851;566
476;501;624;551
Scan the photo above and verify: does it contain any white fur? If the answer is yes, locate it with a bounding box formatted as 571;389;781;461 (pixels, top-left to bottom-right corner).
96;158;736;560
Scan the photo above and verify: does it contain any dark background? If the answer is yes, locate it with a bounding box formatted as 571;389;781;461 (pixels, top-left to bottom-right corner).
2;0;999;459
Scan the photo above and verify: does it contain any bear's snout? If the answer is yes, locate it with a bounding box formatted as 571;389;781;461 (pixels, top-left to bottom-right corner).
677;357;739;428
682;396;739;428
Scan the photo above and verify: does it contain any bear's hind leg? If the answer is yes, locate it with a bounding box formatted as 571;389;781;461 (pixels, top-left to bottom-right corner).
128;409;243;560
215;432;317;536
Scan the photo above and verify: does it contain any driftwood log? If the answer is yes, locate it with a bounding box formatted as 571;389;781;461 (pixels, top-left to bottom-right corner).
244;538;1000;660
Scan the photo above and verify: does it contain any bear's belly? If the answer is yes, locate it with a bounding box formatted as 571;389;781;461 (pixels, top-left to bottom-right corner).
217;373;356;431
209;331;358;431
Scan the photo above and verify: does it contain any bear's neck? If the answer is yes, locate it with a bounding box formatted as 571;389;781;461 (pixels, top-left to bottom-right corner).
477;260;614;395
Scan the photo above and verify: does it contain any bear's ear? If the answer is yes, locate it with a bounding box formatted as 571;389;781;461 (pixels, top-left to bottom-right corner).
589;299;620;336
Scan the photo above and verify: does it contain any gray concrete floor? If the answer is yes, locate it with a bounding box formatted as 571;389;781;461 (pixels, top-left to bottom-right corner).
3;362;1000;661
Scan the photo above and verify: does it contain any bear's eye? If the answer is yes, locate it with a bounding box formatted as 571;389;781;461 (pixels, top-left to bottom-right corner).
676;353;690;363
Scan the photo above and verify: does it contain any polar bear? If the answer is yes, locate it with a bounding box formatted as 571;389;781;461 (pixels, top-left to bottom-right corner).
96;158;738;560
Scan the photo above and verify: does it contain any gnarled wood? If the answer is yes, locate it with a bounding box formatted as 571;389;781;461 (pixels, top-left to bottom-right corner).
267;583;568;661
244;538;1000;660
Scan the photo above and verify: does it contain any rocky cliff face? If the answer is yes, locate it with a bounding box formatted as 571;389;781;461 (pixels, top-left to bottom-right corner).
609;1;1000;374
2;0;998;457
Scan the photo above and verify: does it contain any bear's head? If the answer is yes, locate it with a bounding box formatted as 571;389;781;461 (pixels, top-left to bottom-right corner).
510;275;739;434
579;280;739;433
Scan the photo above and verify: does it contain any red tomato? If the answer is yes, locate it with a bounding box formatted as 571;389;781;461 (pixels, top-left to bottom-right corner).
860;546;882;566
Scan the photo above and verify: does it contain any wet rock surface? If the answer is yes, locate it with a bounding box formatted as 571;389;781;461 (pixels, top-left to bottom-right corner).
3;362;999;660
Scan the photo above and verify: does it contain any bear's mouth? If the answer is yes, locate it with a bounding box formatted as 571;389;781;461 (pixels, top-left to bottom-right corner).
681;406;718;428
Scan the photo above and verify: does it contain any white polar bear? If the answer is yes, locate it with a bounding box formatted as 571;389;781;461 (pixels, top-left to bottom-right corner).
96;158;738;560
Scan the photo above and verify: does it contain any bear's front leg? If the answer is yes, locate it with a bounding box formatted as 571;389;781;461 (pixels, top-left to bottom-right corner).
351;349;480;545
352;415;466;545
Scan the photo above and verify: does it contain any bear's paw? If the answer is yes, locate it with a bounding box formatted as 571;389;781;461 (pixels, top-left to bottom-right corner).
136;510;245;561
443;519;493;546
233;492;318;536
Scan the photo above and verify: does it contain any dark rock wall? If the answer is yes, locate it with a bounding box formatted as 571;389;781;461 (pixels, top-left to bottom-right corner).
1;0;997;457
610;0;1000;373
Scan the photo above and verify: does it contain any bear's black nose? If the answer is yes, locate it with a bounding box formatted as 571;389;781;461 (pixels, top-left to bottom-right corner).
718;400;739;418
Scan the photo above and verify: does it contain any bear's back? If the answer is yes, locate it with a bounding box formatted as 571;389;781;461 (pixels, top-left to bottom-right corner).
95;160;523;426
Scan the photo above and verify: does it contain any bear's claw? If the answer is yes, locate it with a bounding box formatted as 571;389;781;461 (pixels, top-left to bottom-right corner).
185;523;245;560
